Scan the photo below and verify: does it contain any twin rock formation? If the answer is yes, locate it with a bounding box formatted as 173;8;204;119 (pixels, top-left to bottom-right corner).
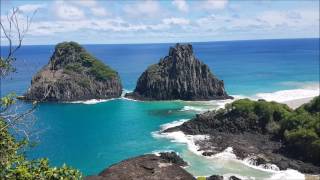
24;42;230;102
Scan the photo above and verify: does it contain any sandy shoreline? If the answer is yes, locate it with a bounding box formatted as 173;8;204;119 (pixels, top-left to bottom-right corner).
283;97;316;109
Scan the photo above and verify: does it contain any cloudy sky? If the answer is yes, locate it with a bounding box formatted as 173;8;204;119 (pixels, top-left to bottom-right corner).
1;0;319;45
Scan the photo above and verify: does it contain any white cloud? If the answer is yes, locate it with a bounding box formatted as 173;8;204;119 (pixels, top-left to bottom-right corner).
91;7;109;17
163;17;190;26
202;0;228;10
54;1;85;20
172;0;189;12
18;4;45;13
123;0;161;17
72;0;97;7
4;0;317;44
70;0;109;17
26;16;191;36
256;10;319;28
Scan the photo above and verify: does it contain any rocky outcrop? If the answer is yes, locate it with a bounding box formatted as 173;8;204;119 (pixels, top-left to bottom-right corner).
85;152;194;180
23;42;122;102
207;175;241;180
125;43;232;101
164;98;320;174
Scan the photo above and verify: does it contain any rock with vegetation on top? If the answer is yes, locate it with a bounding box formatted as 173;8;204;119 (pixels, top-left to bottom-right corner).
165;96;320;174
85;152;194;180
24;42;122;102
125;43;232;101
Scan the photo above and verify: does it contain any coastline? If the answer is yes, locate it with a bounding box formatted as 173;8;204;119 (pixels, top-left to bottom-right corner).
151;83;320;179
153;124;307;179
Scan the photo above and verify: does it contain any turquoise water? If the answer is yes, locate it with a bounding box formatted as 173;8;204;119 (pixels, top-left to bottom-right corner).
30;100;194;175
1;38;319;177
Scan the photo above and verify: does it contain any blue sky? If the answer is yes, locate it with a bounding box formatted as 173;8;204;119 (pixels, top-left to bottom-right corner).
1;0;319;45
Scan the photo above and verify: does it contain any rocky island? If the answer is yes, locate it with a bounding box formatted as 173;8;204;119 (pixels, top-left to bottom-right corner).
125;43;232;101
23;42;122;102
164;96;320;174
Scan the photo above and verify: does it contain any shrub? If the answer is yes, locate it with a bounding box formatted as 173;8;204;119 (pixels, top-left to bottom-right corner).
228;96;320;164
80;52;117;81
299;96;320;114
65;63;84;73
55;41;83;53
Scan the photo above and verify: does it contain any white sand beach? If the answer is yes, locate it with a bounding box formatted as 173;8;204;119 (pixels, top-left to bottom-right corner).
283;97;316;109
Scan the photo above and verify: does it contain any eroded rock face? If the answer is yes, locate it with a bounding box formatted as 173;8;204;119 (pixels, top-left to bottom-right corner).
125;43;232;101
85;153;194;180
24;42;122;102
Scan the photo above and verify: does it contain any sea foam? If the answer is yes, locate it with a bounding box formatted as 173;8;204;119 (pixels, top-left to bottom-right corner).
179;95;244;113
154;118;306;180
159;119;189;130
69;98;115;105
152;119;208;155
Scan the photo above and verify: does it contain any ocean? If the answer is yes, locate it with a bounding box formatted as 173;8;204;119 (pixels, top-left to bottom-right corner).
1;38;319;179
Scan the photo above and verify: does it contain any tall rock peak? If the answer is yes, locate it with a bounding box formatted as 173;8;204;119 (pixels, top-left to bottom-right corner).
125;43;232;101
49;41;85;70
168;43;193;58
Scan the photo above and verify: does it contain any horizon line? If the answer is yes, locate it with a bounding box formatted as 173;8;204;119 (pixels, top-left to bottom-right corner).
1;37;319;47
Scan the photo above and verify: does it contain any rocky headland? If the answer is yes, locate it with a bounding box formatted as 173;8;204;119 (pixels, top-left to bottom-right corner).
23;42;122;102
164;96;320;174
85;152;194;180
125;43;232;101
85;152;242;180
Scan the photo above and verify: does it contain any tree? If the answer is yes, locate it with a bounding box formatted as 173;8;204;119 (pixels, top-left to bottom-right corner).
0;8;82;179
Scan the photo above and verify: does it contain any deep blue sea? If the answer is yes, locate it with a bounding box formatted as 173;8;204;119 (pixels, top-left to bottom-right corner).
1;38;319;178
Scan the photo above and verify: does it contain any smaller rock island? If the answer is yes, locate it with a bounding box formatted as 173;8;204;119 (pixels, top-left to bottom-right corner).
125;43;232;101
24;41;122;102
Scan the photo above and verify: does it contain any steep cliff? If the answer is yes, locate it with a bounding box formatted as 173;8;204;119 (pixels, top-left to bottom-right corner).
24;42;122;102
125;43;231;100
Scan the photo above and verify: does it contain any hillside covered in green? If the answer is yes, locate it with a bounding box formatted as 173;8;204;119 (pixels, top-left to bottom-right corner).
231;96;320;164
57;42;118;81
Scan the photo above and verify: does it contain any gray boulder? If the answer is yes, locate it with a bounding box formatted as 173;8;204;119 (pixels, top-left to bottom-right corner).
85;153;195;180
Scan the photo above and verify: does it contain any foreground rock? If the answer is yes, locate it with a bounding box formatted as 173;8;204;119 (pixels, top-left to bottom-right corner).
23;42;122;102
206;175;241;180
125;43;232;101
85;152;194;180
165;97;320;174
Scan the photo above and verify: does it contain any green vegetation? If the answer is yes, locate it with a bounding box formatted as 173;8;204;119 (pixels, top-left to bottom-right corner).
225;96;320;164
55;41;117;81
0;119;82;179
80;52;117;81
196;176;207;180
65;63;84;73
55;41;83;53
230;98;292;134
